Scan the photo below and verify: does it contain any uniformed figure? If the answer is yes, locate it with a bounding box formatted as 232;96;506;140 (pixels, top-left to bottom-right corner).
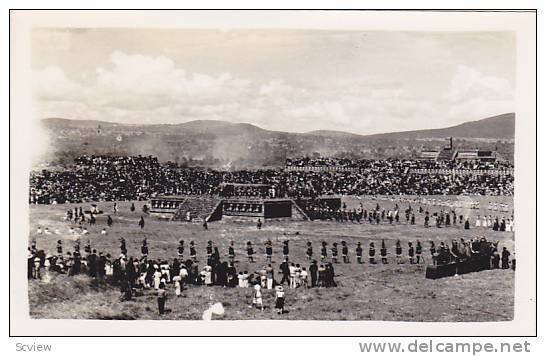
120;238;127;256
190;241;197;262
331;243;338;264
341;241;349;263
246;241;255;263
395;240;402;264
228;241;235;263
501;247;511;269
430;241;437;265
282;240;289;261
257;219;262;230
408;242;415;264
56;240;63;255
356;242;363;264
416;240;423;264
306;241;313;260
177;240;184;259
369;242;376;264
265;240;273;263
320;241;327;261
141;239;149;257
380;240;388;264
206;241;213;263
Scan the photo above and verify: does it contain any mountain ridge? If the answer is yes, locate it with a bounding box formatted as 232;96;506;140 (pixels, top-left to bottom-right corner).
39;112;515;168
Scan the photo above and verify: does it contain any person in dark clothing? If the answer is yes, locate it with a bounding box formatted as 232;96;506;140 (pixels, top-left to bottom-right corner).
190;241;197;262
309;260;318;287
246;241;254;263
120;238;127;256
177;240;184;259
107;215;113;227
130;202;135;212
265;241;273;263
501;247;511;269
408;242;415;264
216;261;228;287
341;241;349;263
96;252;106;279
282;240;289;261
331;243;338;264
464;218;470;230
306;241;313;260
369;242;376;264
380;240;388;264
227;262;237;287
416;241;423;264
172;259;181;280
157;283;167;315
228;241;235;263
141;239;149;258
395;240;403;264
87;249;98;278
56;240;63;255
279;260;290;285
138;216;145;229
325;263;337;287
356;242;363;264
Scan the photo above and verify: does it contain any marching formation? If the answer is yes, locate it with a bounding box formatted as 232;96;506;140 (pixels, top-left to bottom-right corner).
28;204;515;316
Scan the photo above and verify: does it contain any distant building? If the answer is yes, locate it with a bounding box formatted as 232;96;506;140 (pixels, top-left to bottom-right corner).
418;150;440;160
418;137;497;162
453;149;496;162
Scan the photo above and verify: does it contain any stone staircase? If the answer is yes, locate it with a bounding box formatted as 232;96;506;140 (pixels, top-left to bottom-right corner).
171;196;222;222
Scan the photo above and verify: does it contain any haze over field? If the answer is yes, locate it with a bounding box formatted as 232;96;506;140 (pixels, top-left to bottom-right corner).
39;113;515;168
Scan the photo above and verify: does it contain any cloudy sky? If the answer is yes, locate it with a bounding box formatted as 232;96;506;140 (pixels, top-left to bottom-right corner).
32;28;515;135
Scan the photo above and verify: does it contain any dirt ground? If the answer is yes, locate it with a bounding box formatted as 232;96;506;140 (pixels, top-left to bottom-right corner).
27;196;515;321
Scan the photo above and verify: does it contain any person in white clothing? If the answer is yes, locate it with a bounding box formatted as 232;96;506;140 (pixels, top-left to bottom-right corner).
172;275;182;297
250;284;264;311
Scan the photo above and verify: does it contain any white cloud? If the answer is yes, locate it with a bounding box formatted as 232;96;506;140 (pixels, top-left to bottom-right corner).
444;65;514;124
33;52;514;135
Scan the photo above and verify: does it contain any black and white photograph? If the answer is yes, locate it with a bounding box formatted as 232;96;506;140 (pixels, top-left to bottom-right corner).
9;9;537;337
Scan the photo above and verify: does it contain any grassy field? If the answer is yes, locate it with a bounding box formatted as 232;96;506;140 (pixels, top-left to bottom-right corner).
28;196;515;321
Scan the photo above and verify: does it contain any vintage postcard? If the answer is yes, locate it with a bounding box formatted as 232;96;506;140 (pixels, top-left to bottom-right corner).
9;10;537;336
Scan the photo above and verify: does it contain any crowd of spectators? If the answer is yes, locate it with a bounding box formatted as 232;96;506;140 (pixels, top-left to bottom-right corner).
29;155;514;204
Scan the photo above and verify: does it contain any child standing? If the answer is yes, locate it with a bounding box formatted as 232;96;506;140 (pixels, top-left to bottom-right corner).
275;286;285;315
172;275;182;297
251;284;264;311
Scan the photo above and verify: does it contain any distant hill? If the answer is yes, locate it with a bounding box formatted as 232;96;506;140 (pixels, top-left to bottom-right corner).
365;113;515;140
39;113;514;168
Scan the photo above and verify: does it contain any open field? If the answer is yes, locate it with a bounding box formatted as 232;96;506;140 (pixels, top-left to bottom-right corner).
28;196;515;321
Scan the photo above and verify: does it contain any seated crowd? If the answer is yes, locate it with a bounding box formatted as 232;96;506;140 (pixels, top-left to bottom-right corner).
29;155;514;205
